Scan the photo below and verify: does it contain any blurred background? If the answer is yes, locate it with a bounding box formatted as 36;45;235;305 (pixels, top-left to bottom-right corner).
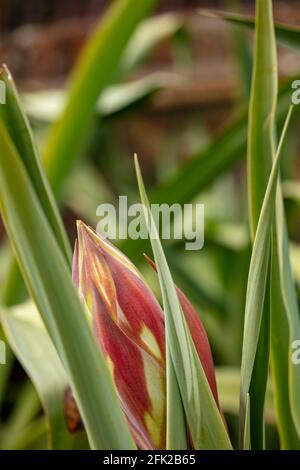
1;0;300;450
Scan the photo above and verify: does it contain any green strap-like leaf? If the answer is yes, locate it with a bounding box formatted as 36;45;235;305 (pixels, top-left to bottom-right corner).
241;0;277;449
239;105;293;446
135;155;232;450
118;12;185;76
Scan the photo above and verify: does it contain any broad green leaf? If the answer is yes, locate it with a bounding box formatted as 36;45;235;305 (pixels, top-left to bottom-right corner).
0;66;70;263
135;155;232;450
43;0;159;196
239;106;293;446
0;123;135;450
1;301;88;449
199;9;300;52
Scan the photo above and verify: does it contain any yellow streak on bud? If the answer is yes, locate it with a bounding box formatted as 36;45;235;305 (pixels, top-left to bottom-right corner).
140;325;161;361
